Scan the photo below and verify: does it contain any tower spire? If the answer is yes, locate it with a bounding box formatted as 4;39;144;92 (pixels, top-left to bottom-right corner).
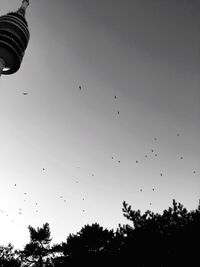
17;0;30;17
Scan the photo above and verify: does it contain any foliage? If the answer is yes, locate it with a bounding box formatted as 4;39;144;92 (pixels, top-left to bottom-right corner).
1;199;200;266
0;243;20;267
21;223;52;267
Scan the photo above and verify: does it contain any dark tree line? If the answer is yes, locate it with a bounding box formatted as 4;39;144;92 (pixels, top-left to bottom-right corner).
0;199;200;267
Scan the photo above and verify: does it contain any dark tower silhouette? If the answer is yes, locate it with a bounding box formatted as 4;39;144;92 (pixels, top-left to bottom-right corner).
0;0;30;76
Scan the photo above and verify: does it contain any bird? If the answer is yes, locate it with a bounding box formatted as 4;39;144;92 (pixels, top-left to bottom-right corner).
152;188;155;191
114;95;117;99
14;184;16;186
22;92;28;95
145;155;148;158
151;149;154;153
180;156;183;160
193;171;196;174
140;189;143;192
155;154;158;157
111;157;114;159
154;137;157;141
118;160;121;163
24;192;27;195
117;111;120;115
136;160;139;163
160;173;163;176
177;133;180;137
79;86;82;90
42;168;45;171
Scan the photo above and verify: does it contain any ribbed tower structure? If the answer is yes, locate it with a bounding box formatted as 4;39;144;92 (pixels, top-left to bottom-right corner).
0;0;30;76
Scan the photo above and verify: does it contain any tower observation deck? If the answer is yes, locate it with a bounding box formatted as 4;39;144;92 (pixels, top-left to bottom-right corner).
0;0;30;76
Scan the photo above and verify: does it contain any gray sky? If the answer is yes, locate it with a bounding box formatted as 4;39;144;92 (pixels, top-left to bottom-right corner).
0;0;199;249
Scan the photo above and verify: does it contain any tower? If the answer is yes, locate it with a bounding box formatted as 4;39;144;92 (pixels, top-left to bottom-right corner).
0;0;30;76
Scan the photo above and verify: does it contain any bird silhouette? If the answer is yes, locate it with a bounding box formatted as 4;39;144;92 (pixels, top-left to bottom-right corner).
136;160;138;163
117;111;120;115
180;156;183;160
155;154;158;157
23;92;28;95
114;96;117;99
145;155;148;158
79;86;82;90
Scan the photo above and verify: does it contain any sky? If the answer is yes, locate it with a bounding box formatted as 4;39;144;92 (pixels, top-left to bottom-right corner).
0;0;199;249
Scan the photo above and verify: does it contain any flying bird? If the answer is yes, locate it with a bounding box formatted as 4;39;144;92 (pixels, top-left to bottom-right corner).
114;96;117;99
136;160;138;163
117;111;120;115
79;86;82;90
23;92;28;95
180;157;183;160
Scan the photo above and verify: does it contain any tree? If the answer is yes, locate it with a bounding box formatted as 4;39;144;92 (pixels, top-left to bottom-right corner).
21;223;52;267
55;223;115;266
0;243;20;267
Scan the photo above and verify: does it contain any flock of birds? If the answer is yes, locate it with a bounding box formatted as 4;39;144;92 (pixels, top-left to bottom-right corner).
0;86;198;224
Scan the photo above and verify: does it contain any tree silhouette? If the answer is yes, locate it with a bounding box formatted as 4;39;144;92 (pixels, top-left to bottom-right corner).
21;222;52;267
52;223;115;266
0;243;20;267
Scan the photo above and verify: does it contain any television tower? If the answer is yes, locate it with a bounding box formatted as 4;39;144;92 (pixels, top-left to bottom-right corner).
0;0;30;77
